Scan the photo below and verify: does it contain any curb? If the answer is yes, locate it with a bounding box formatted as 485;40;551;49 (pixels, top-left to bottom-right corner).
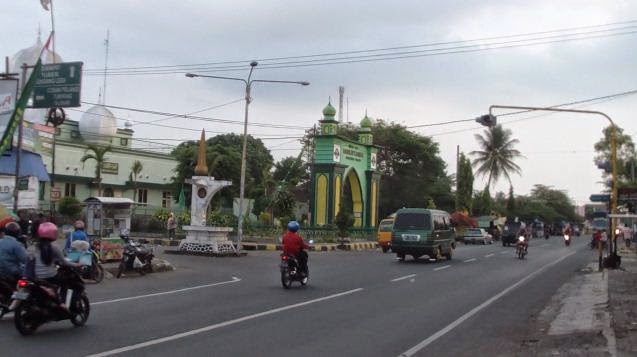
240;242;378;252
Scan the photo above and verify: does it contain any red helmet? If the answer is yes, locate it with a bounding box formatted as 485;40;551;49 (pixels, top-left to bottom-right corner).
0;216;15;231
38;222;58;241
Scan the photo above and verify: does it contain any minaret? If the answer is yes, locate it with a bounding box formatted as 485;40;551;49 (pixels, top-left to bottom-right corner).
319;98;338;136
194;129;208;175
358;111;373;145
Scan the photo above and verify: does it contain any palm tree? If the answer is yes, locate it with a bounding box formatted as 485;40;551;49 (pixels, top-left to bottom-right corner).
470;125;523;189
80;144;113;196
130;160;143;203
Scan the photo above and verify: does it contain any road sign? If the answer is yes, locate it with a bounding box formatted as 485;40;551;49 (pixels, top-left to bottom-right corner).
32;62;83;108
50;187;61;202
590;194;610;202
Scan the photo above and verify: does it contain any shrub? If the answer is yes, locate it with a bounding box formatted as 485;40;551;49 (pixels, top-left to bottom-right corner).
153;208;170;223
334;210;354;238
58;197;82;220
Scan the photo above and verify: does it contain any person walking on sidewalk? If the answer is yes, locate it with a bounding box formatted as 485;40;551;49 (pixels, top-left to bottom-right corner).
167;212;177;240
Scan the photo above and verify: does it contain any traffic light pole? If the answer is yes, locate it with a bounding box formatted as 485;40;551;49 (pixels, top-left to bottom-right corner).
488;105;619;267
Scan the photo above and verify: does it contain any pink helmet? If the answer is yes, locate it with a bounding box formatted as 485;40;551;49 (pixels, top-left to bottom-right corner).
74;220;85;230
38;222;58;241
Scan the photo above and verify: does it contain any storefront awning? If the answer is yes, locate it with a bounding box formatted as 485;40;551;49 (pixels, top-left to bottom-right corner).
0;148;50;181
84;197;135;205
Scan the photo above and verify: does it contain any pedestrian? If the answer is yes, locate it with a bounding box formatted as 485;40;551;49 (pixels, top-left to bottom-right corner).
167;212;177;240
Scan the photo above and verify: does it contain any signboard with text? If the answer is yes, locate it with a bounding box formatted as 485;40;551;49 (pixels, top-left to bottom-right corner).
32;62;83;108
0;79;19;143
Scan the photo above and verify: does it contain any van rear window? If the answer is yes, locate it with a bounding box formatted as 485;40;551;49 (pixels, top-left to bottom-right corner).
394;213;431;230
379;221;393;232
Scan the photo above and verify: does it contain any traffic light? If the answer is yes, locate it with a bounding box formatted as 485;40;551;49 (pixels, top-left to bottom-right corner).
475;114;497;127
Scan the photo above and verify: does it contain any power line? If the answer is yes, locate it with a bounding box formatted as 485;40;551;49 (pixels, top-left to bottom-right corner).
79;101;308;130
84;20;637;75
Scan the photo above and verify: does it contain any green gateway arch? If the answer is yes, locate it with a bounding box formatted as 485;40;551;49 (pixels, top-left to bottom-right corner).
310;101;381;228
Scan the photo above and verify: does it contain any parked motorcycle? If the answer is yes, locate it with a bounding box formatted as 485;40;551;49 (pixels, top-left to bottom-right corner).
516;236;527;259
116;234;154;278
564;234;571;246
280;254;308;289
10;266;90;335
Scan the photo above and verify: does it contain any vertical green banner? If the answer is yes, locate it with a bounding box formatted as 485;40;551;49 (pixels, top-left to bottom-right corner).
0;59;43;154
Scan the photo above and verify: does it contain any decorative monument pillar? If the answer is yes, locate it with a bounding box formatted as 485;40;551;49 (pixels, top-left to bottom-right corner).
179;130;235;254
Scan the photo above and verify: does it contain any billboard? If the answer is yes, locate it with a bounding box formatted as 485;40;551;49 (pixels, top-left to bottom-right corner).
0;79;19;144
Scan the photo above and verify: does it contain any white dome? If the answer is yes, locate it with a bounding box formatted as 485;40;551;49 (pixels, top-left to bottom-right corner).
79;105;118;144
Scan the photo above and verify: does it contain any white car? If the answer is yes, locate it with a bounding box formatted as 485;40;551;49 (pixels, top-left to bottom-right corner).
463;228;494;245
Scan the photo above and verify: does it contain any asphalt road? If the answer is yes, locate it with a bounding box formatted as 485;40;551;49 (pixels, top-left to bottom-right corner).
0;235;595;357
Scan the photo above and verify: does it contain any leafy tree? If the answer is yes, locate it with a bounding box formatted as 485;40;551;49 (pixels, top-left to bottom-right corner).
593;125;637;189
58;196;82;220
334;208;354;238
470;125;523;189
529;184;582;223
272;187;296;220
80;144;112;196
273;156;307;187
456;153;474;213
472;188;492;216
506;186;516;214
129;160;143;203
171;134;273;208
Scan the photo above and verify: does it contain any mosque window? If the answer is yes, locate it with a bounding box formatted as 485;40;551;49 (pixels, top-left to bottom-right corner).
137;189;148;205
162;191;172;208
64;183;76;198
120;138;128;147
71;130;80;138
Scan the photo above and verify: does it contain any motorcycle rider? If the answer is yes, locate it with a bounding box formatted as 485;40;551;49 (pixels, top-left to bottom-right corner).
0;220;28;293
32;222;79;309
65;220;89;251
282;221;309;276
517;226;529;252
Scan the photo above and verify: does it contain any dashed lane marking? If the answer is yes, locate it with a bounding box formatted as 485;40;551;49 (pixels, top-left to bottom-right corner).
433;265;451;271
500;251;508;254
463;258;477;263
391;274;417;282
92;277;241;306
485;253;495;258
87;288;364;357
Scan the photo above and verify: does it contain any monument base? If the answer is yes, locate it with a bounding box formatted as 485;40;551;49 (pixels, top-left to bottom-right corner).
179;226;236;254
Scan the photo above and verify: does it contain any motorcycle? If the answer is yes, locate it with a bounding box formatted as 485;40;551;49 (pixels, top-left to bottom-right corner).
564;234;571;246
66;240;104;283
10;266;90;335
116;234;154;278
280;253;308;289
516;236;527;259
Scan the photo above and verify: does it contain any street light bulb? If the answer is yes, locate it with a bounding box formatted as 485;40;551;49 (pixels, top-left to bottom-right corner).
250;61;258;67
300;81;310;86
185;73;196;78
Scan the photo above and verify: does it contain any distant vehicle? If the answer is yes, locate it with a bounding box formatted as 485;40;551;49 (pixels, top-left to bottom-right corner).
391;208;455;262
377;218;394;253
463;228;493;245
502;219;524;246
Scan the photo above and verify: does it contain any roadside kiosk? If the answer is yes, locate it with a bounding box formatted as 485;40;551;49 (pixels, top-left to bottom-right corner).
84;197;133;261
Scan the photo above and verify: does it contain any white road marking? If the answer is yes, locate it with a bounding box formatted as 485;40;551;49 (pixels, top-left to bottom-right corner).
92;277;241;306
500;251;508;254
541;243;550;247
87;288;364;357
433;265;451;271
391;274;417;282
397;251;576;357
463;258;477;263
485;253;495;258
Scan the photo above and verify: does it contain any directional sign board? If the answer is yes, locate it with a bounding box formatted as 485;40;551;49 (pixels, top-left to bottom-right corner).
32;61;83;108
590;194;611;203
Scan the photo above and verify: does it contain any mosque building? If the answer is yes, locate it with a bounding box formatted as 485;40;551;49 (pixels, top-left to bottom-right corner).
3;34;178;213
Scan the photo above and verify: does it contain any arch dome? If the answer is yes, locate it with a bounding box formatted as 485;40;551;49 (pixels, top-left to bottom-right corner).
79;105;118;144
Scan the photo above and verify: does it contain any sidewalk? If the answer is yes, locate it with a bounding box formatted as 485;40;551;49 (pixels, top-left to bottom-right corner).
518;245;637;356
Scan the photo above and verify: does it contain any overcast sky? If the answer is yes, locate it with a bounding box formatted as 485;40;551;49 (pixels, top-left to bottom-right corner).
2;1;637;205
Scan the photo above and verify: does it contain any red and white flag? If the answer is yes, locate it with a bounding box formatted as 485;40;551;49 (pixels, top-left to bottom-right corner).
40;32;53;63
40;0;50;11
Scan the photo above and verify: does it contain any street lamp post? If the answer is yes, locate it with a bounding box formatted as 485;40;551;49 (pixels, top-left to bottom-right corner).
485;105;619;268
185;63;309;253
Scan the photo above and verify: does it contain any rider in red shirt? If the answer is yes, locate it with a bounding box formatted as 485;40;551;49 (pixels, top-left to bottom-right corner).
282;221;309;275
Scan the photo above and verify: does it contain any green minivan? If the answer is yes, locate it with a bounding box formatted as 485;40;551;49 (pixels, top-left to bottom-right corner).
391;208;455;261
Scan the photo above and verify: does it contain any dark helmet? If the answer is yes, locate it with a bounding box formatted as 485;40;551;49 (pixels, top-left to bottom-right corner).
4;222;21;237
287;220;300;233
